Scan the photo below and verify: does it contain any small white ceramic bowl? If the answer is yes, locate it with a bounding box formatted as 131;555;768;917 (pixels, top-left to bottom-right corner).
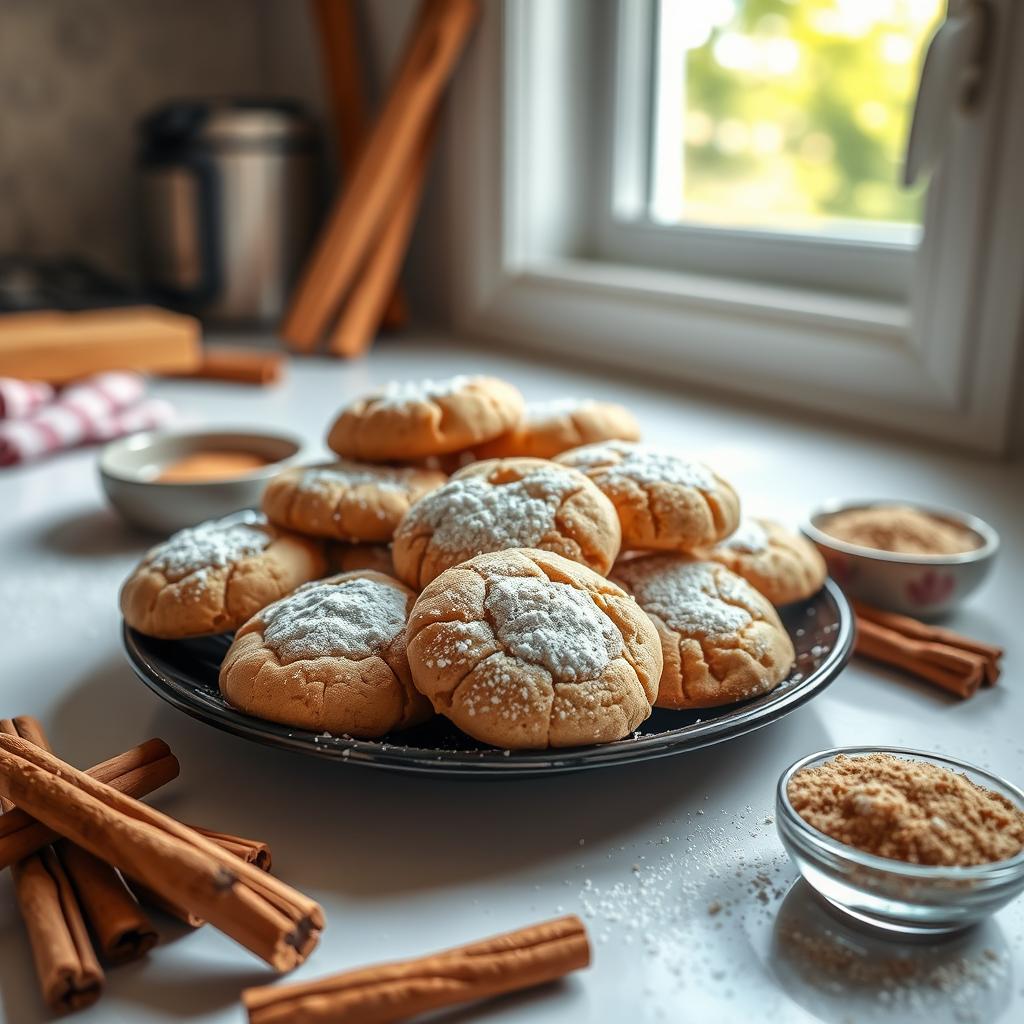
801;499;998;617
777;746;1024;935
99;427;303;533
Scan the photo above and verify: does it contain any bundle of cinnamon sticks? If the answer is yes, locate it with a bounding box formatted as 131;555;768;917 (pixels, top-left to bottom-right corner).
853;602;1003;699
283;0;480;357
0;718;319;1015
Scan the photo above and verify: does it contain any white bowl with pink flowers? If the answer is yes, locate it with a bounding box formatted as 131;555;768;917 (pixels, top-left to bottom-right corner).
801;499;999;618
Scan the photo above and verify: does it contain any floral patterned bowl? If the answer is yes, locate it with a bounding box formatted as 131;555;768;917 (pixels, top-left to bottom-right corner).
801;499;999;617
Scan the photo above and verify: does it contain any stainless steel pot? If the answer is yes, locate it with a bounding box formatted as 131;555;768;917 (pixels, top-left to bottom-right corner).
138;100;322;325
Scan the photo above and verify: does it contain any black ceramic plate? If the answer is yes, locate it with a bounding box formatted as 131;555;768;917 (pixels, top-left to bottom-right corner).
122;580;853;777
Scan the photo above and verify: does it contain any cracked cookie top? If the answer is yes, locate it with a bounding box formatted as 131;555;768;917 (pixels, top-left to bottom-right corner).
119;512;326;639
326;374;524;461
703;518;827;606
262;459;446;543
392;458;622;590
220;571;432;738
611;555;794;711
555;440;739;552
406;548;662;749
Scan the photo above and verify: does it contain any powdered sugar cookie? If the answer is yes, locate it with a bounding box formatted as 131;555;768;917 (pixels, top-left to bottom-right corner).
611;555;794;710
327;375;524;461
705;518;826;605
391;458;621;590
470;398;641;461
556;441;739;553
326;542;395;578
120;511;326;639
407;548;662;749
262;460;446;542
220;571;431;737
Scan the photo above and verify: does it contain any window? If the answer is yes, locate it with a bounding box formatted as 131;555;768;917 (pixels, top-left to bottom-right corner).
444;0;1024;453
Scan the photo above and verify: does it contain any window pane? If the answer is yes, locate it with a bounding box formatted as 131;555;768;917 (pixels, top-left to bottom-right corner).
650;0;945;239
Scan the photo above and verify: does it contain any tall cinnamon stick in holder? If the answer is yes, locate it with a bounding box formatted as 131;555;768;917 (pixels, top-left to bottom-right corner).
282;0;479;352
0;719;104;1014
310;0;407;330
0;734;323;971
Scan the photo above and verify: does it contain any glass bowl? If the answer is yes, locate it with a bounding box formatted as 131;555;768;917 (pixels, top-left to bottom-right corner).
776;746;1024;935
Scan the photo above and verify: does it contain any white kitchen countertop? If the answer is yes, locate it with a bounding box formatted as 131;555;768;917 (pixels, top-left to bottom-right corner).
0;336;1021;1024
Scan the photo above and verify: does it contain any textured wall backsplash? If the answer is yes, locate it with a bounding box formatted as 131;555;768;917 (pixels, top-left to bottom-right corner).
0;0;320;281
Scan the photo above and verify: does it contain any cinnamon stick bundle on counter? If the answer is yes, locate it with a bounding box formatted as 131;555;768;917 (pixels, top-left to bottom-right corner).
0;737;178;870
0;734;322;971
853;601;1003;699
0;719;104;1014
243;915;590;1024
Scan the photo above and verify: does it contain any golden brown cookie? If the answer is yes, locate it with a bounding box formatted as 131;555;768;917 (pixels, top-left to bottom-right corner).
471;398;641;461
326;542;396;578
391;458;621;590
327;375;524;461
705;518;827;605
120;511;326;639
407;548;662;749
262;460;446;542
611;555;794;710
219;571;431;737
555;441;739;553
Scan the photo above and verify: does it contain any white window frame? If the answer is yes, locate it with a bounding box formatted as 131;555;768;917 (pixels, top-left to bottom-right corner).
442;0;1024;454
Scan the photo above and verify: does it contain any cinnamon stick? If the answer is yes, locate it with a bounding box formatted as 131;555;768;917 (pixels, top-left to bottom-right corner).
855;617;983;699
326;116;436;357
282;0;478;351
0;735;323;971
130;826;273;928
6;717;158;966
853;601;1002;685
164;347;285;386
0;720;103;1014
310;0;408;331
243;915;590;1024
0;738;178;870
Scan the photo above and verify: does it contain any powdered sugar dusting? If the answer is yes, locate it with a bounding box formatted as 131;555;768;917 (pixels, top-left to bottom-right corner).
523;397;590;420
719;519;769;554
565;441;715;490
296;461;413;496
400;467;579;555
484;575;622;680
146;511;270;579
373;375;474;407
615;557;752;637
262;576;407;663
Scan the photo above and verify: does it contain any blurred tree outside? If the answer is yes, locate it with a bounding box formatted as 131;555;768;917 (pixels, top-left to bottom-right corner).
672;0;945;232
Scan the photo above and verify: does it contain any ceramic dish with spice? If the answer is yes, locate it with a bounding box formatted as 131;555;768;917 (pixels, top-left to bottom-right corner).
776;746;1024;935
801;500;999;616
100;427;304;533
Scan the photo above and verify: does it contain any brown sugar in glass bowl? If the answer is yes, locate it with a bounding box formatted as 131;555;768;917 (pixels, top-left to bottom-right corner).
776;746;1024;934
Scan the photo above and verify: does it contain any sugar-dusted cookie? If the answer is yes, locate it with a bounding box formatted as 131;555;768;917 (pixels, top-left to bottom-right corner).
407;548;662;749
471;398;641;461
705;518;826;606
120;511;326;639
262;460;446;543
392;457;621;590
611;555;794;710
555;441;739;553
220;571;431;737
327;375;524;462
326;542;396;578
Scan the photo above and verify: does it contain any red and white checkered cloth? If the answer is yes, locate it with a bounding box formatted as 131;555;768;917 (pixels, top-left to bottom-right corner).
0;372;176;467
0;378;55;420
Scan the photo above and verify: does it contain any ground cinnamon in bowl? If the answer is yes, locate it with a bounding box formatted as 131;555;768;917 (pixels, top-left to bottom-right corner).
820;506;979;556
787;754;1024;867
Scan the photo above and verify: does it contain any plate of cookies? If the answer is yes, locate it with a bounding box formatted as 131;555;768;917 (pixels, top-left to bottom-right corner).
120;374;854;776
